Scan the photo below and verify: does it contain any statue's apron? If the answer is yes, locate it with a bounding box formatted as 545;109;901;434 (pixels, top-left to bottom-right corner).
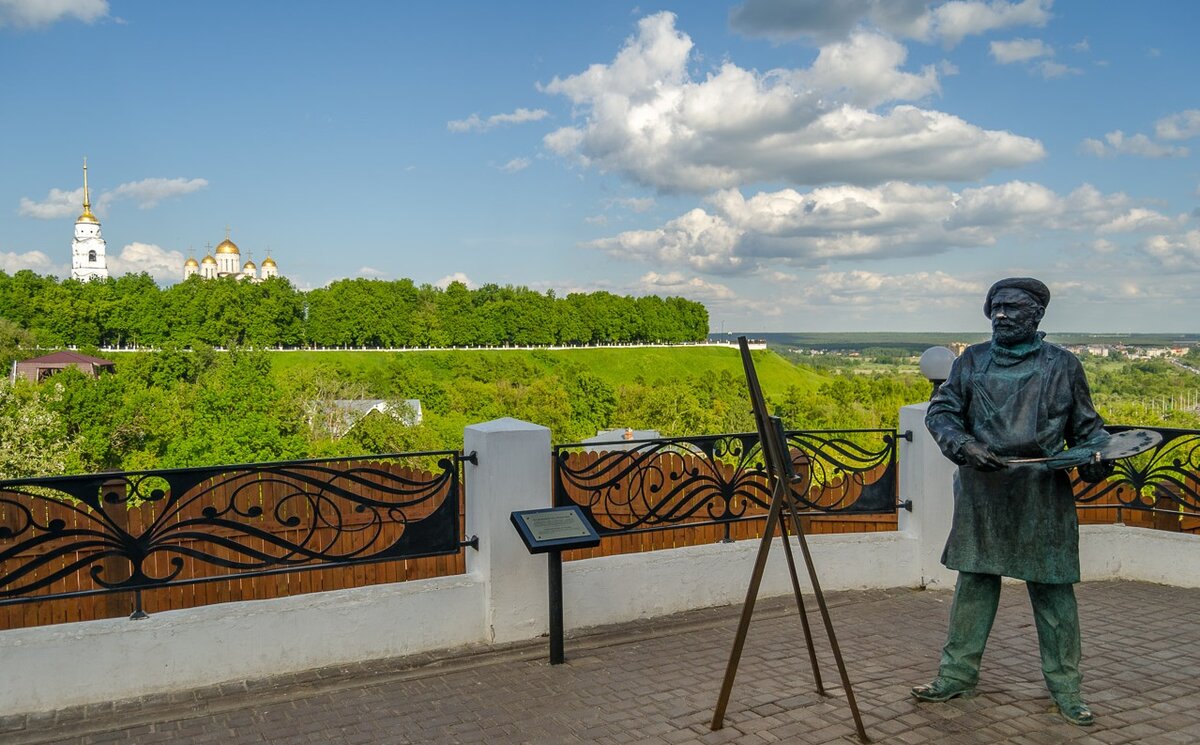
941;354;1080;584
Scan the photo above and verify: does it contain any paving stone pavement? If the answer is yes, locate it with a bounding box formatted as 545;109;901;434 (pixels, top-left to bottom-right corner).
4;580;1199;745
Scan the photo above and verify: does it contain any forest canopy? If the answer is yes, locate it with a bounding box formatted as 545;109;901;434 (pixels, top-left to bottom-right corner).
0;271;708;352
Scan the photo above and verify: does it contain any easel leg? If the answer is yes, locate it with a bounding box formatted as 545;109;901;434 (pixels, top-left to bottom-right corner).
778;512;825;695
783;497;870;743
710;485;784;730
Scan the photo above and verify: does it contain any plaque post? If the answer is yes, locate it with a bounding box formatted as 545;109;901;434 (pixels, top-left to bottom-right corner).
548;550;565;665
510;505;601;665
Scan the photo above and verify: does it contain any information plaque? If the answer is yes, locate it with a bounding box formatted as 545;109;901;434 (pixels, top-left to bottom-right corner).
510;506;601;554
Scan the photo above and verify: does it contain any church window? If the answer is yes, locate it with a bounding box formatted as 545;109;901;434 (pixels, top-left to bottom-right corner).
88;250;97;262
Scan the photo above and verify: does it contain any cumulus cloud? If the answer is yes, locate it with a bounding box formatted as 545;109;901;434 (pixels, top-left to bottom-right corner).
636;271;735;301
541;13;1042;193
108;243;186;283
586;180;1172;274
989;38;1078;77
359;266;387;278
18;176;209;219
0;250;62;274
102;178;209;209
499;158;531;172
989;37;1051;63
18;188;83;219
0;0;107;28
729;0;1050;47
1142;230;1200;271
802;270;983;307
612;197;656;213
1155;109;1200;141
447;108;548;133
1080;130;1189;159
435;272;475;289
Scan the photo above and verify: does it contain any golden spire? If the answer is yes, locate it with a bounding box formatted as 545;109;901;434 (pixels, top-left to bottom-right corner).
77;157;98;223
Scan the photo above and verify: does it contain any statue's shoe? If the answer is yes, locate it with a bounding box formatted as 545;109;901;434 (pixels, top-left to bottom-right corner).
1052;692;1094;726
910;677;974;702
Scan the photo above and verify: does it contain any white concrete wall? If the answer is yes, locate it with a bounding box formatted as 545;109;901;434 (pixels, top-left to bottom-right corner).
1081;523;1200;586
565;530;916;628
1;574;483;715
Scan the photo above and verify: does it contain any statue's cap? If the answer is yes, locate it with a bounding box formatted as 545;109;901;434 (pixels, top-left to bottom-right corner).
984;277;1050;317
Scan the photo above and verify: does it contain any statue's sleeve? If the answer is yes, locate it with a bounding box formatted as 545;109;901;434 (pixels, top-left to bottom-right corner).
925;352;974;465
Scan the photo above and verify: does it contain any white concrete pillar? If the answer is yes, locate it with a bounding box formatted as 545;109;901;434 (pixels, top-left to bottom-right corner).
897;402;958;589
463;417;552;643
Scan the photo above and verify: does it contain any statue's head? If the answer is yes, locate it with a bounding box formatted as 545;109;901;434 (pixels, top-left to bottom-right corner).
984;277;1049;346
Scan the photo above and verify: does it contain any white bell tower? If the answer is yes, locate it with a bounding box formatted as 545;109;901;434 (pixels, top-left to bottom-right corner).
70;158;109;281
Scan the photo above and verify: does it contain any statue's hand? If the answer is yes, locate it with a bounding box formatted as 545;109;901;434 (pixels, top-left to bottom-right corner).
1077;460;1113;484
961;440;1007;471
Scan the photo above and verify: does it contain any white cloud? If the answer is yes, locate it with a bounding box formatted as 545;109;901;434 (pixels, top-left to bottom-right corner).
989;38;1052;63
802;270;983;307
108;243;186;283
1155;109;1200;141
989;38;1079;77
586;180;1170;274
499;158;531;173
1096;208;1178;234
101;178;208;209
1037;60;1078;78
18;176;208;219
447;108;548;133
18;188;82;219
435;272;475;289
612;197;655;213
728;0;1051;47
636;271;735;301
1080;130;1189;159
1072;38;1090;52
541;12;1042;192
931;0;1051;47
0;250;62;274
1142;230;1200;271
358;266;387;278
0;0;107;28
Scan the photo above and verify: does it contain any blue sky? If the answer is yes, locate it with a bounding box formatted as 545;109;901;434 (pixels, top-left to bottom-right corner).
2;1;1198;333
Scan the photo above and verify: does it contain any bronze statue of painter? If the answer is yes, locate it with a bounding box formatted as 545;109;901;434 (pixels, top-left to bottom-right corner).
913;277;1111;727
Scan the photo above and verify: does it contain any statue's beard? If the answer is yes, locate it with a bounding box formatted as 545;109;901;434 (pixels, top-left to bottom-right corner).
992;319;1038;346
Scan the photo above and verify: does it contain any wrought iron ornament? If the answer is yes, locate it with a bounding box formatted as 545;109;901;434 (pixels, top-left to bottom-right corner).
0;452;466;610
553;429;898;536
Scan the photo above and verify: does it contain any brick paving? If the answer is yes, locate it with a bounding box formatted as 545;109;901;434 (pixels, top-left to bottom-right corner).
4;580;1199;744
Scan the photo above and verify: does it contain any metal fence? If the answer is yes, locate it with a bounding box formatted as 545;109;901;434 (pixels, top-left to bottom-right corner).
553;429;901;542
0;451;472;618
1074;425;1200;527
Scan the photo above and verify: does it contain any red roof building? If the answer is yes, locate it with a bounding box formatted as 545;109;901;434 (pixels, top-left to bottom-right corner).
10;351;116;383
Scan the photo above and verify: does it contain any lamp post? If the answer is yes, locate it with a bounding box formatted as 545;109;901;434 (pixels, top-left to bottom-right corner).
919;346;957;401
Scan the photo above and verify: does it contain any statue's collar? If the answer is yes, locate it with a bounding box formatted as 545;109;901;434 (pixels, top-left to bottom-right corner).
990;331;1045;366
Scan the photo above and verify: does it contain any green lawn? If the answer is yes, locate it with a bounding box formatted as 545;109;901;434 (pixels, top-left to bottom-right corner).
267;346;828;396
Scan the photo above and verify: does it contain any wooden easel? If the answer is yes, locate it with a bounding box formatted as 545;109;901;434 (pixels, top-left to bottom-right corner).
710;337;869;743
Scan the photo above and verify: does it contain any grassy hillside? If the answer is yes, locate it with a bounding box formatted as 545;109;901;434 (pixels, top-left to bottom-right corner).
266;347;828;397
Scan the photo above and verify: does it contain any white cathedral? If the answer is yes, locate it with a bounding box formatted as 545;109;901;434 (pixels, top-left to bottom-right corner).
70;159;108;281
183;230;279;282
66;159;281;283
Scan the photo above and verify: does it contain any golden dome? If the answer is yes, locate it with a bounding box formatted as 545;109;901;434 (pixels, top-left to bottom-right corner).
201;254;217;265
261;256;277;268
243;260;257;270
76;209;99;224
184;257;199;268
215;238;240;255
